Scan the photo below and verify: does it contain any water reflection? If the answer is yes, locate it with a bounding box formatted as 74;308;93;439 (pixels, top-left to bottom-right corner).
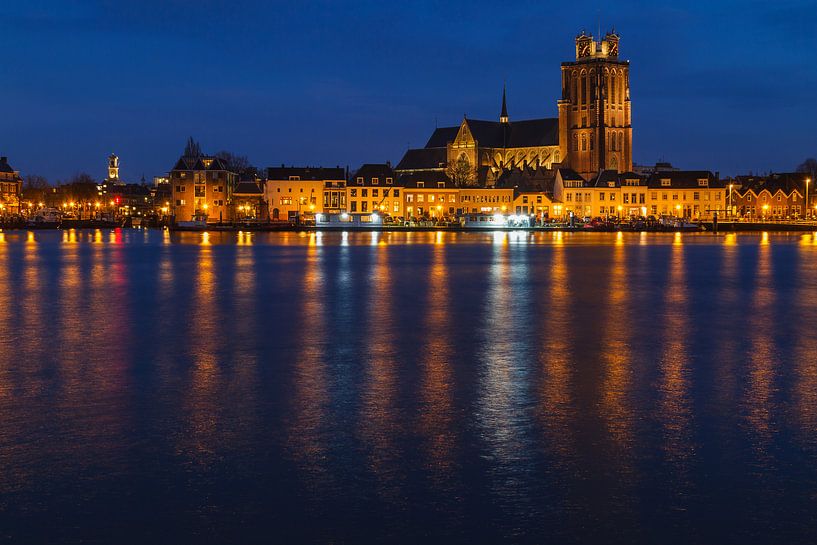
476;240;535;511
744;240;777;455
418;243;457;490
359;243;403;501
288;242;332;490
658;238;693;471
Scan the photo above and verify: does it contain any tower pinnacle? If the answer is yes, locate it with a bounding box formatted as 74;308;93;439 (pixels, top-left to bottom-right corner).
500;85;509;124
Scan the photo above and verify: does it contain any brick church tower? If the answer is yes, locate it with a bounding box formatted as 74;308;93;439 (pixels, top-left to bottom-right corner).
558;30;633;180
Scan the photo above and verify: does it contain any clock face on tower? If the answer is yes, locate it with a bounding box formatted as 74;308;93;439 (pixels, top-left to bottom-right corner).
578;41;591;58
608;41;618;56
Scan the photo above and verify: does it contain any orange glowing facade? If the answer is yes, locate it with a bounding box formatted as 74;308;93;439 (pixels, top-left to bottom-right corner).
0;156;23;215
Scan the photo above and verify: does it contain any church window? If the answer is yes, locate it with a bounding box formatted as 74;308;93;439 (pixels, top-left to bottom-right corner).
581;76;587;105
572;73;578;103
581;136;587;151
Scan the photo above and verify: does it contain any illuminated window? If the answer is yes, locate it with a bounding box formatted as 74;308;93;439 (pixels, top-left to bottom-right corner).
386;177;393;185
372;178;379;185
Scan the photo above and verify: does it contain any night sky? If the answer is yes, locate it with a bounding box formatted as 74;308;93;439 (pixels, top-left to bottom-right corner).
3;0;816;182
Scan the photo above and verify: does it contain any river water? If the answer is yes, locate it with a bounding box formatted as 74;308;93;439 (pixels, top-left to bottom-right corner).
1;229;817;544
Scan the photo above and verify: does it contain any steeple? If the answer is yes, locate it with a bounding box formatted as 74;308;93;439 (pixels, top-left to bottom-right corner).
500;85;509;124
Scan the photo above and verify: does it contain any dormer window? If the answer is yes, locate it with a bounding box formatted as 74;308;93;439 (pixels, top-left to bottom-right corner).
417;182;425;188
661;179;671;187
386;177;393;185
289;176;300;181
607;182;615;188
698;179;708;187
438;182;445;188
357;177;364;185
372;177;379;185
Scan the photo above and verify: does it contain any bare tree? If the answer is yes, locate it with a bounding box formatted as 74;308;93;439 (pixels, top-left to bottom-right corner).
24;174;49;189
214;150;255;175
184;137;202;158
797;158;817;180
445;156;477;187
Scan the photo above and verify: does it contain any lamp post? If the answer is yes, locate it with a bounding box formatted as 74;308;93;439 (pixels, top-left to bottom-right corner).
806;178;811;220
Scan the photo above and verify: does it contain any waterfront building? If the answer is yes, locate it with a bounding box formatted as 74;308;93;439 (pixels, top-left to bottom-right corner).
396;30;633;185
399;172;458;219
0;156;23;215
645;171;726;219
590;169;647;218
457;187;515;216
233;176;267;221
170;140;237;224
348;164;402;216
730;173;810;219
553;168;593;217
496;167;557;218
266;166;345;221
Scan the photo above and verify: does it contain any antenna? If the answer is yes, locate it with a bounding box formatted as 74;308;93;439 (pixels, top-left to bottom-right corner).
597;10;600;38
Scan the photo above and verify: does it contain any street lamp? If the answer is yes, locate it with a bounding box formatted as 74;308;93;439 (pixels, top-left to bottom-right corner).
806;178;811;220
675;204;681;218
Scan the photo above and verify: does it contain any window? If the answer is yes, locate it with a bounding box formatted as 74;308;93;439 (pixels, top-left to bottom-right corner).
175;185;185;192
672;194;678;200
694;192;700;200
350;189;357;197
449;195;456;203
289;176;300;181
661;179;671;187
610;193;616;201
195;186;205;197
662;193;668;200
418;194;425;203
406;194;414;203
373;189;379;197
393;190;400;197
362;201;368;212
438;182;446;188
651;192;657;200
639;194;645;204
357;177;363;184
429;194;435;202
623;194;629;204
351;201;357;212
372;178;379;185
362;189;368;197
386;177;393;185
698;179;708;187
417;182;425;188
523;196;529;204
566;193;573;202
599;193;605;201
280;196;292;205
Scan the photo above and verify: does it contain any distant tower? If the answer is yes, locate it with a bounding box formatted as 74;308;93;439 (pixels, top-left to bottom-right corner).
558;29;632;180
108;153;120;182
500;85;509;124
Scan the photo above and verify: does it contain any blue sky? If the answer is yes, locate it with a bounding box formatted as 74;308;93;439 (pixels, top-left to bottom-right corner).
2;0;816;181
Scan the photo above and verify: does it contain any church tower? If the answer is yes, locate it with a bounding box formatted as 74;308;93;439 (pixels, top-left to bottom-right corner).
108;153;120;182
558;30;632;180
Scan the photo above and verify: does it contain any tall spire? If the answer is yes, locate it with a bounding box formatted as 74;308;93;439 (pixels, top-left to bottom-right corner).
500;85;509;124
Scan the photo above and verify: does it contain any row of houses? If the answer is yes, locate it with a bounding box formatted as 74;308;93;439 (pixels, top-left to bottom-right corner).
170;148;814;224
1;150;814;224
